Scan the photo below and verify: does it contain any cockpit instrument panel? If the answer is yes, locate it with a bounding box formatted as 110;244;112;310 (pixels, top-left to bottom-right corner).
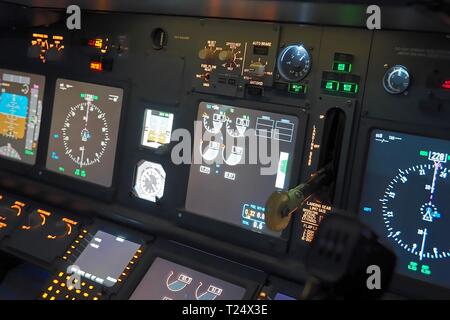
129;257;246;300
46;79;124;187
360;130;450;289
0;69;45;165
186;102;298;236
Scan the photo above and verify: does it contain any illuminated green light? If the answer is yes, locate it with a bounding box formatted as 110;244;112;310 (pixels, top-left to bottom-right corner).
74;169;87;177
80;93;99;100
288;83;307;94
58;167;65;172
24;150;34;156
333;62;352;73
420;150;429;157
324;81;339;91
407;261;418;271
339;82;358;94
421;265;431;275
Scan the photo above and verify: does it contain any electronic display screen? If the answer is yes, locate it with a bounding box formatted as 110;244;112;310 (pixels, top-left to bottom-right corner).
141;109;174;149
185;102;298;236
0;69;45;164
359;130;450;289
46;79;124;187
129;257;246;300
69;230;141;288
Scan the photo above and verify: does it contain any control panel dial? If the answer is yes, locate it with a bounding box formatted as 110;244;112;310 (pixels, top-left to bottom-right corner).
383;65;411;95
276;44;312;82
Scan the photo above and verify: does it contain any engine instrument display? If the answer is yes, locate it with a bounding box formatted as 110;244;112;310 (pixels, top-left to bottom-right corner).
186;102;298;236
141;109;174;149
69;230;141;287
360;130;450;289
133;160;166;202
46;79;124;187
0;69;45;164
129;257;246;300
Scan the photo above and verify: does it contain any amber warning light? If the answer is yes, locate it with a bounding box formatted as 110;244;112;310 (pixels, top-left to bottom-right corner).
90;61;103;72
88;38;103;49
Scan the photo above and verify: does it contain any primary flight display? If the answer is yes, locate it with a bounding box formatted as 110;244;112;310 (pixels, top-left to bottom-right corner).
0;69;45;165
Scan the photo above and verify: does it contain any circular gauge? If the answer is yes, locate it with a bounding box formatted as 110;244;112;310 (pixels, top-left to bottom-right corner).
383;65;411;94
381;162;450;260
133;161;166;203
61;101;109;167
202;111;226;134
277;44;312;82
226;114;250;138
200;139;222;162
222;144;244;166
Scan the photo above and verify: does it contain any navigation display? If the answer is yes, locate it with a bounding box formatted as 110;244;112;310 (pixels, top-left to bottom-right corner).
46;79;124;187
185;102;298;236
360;130;450;289
129;257;246;300
141;109;174;149
0;69;45;164
69;230;141;288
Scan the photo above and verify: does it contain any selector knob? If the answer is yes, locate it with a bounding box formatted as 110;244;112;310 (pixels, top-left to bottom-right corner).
382;65;410;95
198;48;215;60
22;209;49;230
47;220;70;239
0;206;15;230
45;46;60;62
219;50;234;62
249;61;266;77
28;44;41;59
